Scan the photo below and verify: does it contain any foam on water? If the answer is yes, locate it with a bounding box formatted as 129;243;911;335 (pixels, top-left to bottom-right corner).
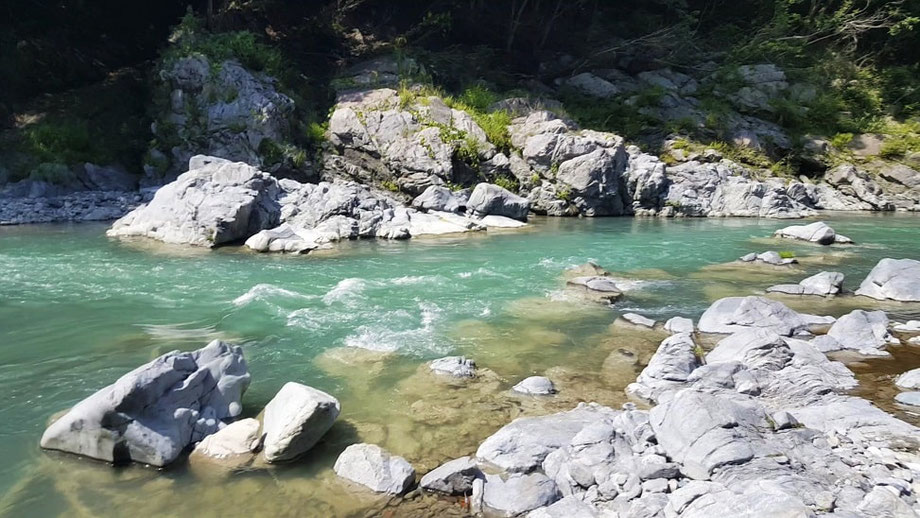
322;278;368;306
343;301;447;354
232;284;314;307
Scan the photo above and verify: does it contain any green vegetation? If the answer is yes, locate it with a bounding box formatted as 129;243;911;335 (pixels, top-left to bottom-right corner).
880;121;920;158
381;180;400;192
830;133;854;150
778;251;796;259
493;175;519;193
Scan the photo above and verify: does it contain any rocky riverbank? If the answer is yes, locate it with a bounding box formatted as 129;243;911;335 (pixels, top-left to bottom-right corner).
37;252;920;517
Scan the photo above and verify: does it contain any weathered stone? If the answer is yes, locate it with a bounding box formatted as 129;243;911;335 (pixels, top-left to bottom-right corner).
622;313;657;328
334;443;416;495
40;340;249;466
262;382;340;462
665;317;694;334
482;473;562;517
108;157;280;246
467;182;530;221
767;271;844;297
773;221;841;245
628;333;702;403
895;369;920;390
894;392;920;407
411;185;468;213
856;258;920;302
697;296;833;336
513;376;557;395
813;310;896;354
192;418;262;459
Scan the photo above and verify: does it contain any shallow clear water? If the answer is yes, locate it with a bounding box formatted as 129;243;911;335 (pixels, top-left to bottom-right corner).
1;214;919;517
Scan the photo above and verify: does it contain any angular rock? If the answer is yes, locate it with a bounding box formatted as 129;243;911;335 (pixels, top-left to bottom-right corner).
513;376;557;395
526;495;598;518
767;271;844;297
565;72;619;98
108;157;280;246
482;473;562;517
476;403;618;472
419;456;482;495
334;443;416;495
40;340;249;466
628;333;702;403
856;258;920;302
429;356;477;378
566;276;622;303
467;182;530;221
262;382;340;462
697;296;833;336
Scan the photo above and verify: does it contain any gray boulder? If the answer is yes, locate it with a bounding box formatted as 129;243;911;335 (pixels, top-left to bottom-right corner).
824;164;893;211
697;296;834;336
565;276;622;303
108;157;280;246
419;456;483;495
411;185;468;213
740;251;796;266
334;443;416;495
526;495;598;518
40;340;249;466
482;473;562;517
513;376;557;395
621;313;657;328
467;182;530;221
767;271;844;296
565;73;619;98
262;382;340;462
773;221;844;245
429;356;476;378
856;258;920;301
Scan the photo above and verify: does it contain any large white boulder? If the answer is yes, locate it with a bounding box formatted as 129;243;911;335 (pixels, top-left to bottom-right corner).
108;156;280;246
334;443;416;494
191;418;262;460
811;310;897;354
767;271;844;296
856;258;920;301
262;382;340;462
40;340;250;466
772;221;845;245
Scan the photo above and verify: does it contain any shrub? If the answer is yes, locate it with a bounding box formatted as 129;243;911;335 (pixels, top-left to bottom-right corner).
472;110;512;151
829;133;854;150
778;251;796;259
493;175;519;192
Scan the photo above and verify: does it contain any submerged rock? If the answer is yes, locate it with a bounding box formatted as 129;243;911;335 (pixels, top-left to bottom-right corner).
262;382;340;462
513;376;557;395
697;296;833;336
108;157;280;246
767;271;844;296
773;221;848;245
40;340;249;466
856;258;920;302
334;443;416;495
429;356;477;378
739;251;797;266
565;276;622;303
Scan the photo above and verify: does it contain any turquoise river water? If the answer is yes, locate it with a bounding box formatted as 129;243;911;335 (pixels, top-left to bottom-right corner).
1;214;919;517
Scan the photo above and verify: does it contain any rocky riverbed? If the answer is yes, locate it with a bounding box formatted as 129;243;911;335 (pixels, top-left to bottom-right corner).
30;243;920;517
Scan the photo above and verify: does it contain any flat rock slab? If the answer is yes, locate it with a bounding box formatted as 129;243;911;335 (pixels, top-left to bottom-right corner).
334;443;416;495
621;313;657;328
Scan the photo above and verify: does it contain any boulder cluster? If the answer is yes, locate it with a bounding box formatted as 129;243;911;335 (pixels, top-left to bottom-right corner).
107;155;530;251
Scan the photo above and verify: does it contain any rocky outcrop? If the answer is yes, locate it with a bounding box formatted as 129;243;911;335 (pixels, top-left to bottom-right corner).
627;333;702;402
767;271;844;296
0;190;144;224
262;382;340;462
811;310;897;355
324;88;493;197
108;156;281;246
481;473;562;517
148;55;296;182
334;443;416;495
856;258;920;301
40;340;249;466
697;296;834;336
